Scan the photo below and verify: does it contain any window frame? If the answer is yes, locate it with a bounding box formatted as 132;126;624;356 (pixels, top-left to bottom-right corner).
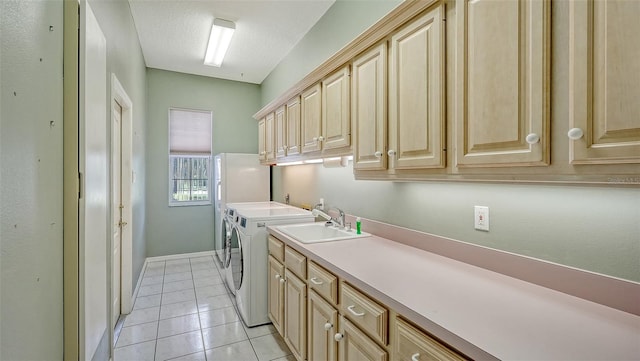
168;107;213;207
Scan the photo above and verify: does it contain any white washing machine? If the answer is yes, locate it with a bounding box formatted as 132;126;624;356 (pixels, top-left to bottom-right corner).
228;206;313;327
222;202;290;295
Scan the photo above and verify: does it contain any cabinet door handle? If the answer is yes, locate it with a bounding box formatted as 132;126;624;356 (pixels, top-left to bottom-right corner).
324;322;333;331
387;149;396;157
347;305;365;317
279;278;285;284
275;274;281;280
374;151;382;158
411;353;420;361
334;333;344;341
568;127;584;140
318;136;324;142
525;133;540;144
310;277;324;285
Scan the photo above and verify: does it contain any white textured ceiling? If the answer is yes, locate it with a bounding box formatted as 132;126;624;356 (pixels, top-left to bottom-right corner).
129;0;335;84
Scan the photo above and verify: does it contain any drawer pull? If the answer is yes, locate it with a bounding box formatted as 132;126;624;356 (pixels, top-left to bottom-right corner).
411;353;420;361
347;305;365;317
324;322;333;331
334;333;344;341
310;277;324;285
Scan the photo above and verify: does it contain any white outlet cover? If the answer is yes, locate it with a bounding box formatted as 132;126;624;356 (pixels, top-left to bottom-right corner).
474;206;490;231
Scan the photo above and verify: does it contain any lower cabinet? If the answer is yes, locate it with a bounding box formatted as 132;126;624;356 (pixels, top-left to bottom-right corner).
268;255;285;335
394;318;465;361
285;269;307;361
268;234;466;361
308;290;338;361
336;316;388;361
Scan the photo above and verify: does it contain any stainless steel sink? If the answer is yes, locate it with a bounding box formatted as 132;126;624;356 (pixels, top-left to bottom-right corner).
275;222;370;244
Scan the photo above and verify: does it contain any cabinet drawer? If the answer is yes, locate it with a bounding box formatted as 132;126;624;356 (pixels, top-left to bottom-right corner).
308;261;338;306
394;317;466;361
340;282;388;345
285;246;307;279
268;235;284;262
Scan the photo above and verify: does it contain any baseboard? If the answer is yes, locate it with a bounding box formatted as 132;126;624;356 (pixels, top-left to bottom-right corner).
145;250;216;263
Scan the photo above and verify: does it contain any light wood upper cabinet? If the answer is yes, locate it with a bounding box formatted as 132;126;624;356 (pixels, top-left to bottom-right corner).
287;96;302;157
265;112;276;162
285;269;307;361
352;43;387;171
569;0;640;164
455;0;550;167
268;255;285;335
275;105;287;159
308;290;338;361
258;118;266;162
301;83;322;153
389;4;445;170
322;66;351;152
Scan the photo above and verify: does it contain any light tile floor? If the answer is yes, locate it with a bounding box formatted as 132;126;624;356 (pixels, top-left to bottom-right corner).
114;255;295;361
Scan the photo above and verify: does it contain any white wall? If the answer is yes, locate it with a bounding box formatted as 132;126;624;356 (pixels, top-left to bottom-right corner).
0;1;65;359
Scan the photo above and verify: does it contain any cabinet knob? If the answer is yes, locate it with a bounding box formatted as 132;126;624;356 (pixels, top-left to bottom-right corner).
324;322;333;331
374;151;382;158
260;151;266;155
318;136;325;142
275;274;281;280
387;149;396;157
525;133;540;144
568;128;584;140
334;333;344;341
411;353;420;361
279;278;285;284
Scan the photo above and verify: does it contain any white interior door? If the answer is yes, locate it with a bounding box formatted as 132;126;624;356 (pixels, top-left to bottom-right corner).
112;101;123;327
79;1;108;359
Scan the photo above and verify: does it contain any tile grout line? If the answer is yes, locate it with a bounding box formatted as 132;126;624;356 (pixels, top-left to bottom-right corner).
153;261;166;361
191;257;208;360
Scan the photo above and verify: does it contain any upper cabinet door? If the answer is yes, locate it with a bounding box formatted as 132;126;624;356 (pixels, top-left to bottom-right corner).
569;0;640;164
286;96;302;157
258;118;266;162
275;105;287;159
265;112;275;161
388;4;445;170
322;66;351;151
455;0;550;167
301;83;322;153
352;43;387;171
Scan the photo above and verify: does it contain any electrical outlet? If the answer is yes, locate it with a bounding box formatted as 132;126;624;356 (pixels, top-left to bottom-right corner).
474;206;489;232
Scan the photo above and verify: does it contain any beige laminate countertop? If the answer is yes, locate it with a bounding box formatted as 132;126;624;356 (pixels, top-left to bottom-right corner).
267;226;640;360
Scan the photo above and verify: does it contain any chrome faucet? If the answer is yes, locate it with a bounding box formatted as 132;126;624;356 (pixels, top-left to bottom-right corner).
312;205;346;229
330;207;346;229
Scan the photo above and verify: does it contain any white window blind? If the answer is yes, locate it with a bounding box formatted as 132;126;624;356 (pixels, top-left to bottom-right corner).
169;109;212;155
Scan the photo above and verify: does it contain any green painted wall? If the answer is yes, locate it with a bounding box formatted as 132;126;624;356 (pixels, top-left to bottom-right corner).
261;0;401;106
146;69;261;257
1;1;64;359
91;0;148;299
266;1;640;282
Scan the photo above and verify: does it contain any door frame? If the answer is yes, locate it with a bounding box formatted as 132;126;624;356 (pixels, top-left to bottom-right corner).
110;73;134;319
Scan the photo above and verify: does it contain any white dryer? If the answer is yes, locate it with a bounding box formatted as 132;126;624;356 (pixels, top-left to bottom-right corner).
228;206;313;327
222;202;290;295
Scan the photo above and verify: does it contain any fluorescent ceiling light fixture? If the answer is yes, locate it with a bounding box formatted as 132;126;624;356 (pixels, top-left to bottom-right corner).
204;18;235;67
303;159;323;164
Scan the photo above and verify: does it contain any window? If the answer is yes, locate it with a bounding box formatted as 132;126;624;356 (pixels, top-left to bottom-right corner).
169;108;212;206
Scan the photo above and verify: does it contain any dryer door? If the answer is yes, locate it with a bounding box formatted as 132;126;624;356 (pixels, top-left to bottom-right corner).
218;217;231;263
229;227;244;292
